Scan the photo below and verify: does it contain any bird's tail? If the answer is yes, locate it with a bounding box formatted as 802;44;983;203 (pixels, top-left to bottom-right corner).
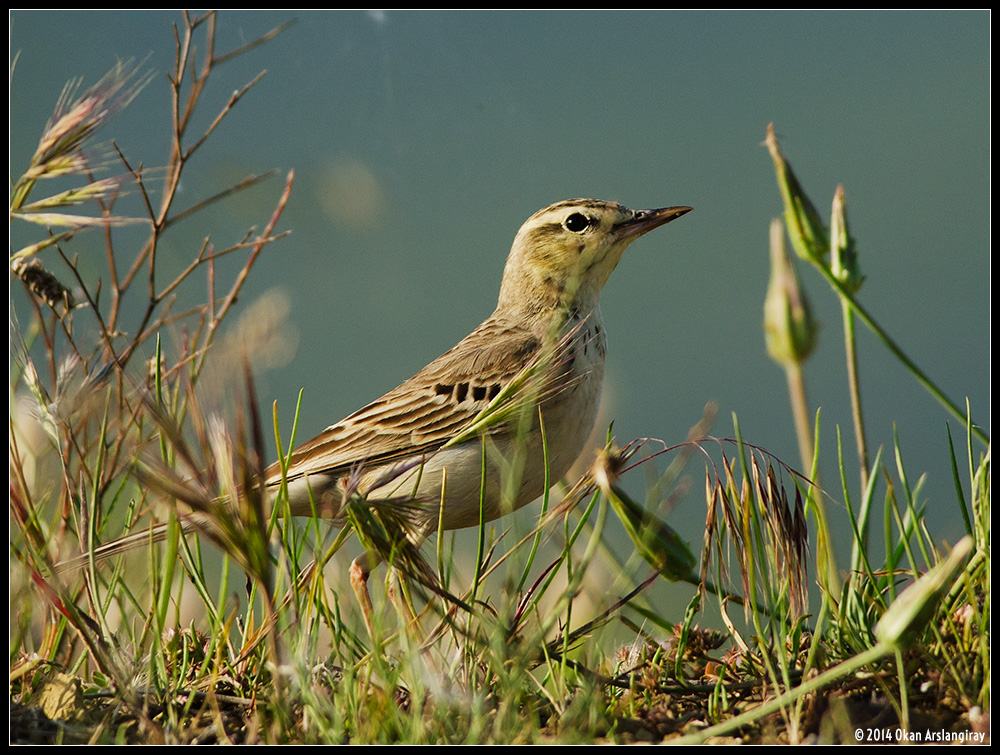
54;515;207;575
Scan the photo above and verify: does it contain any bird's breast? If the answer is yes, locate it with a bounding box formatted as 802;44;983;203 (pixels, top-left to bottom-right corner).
541;311;606;473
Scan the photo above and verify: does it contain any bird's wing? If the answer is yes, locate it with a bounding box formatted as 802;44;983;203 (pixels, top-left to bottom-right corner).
267;316;546;487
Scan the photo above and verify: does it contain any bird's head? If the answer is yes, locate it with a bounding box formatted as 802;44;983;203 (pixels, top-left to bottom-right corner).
497;199;692;315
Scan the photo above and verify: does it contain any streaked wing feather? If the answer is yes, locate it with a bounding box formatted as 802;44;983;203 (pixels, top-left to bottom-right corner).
267;316;541;486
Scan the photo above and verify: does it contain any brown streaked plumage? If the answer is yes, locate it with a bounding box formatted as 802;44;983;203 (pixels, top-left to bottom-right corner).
62;199;692;635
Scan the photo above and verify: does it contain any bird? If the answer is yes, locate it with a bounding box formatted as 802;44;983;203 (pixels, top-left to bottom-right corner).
61;198;692;635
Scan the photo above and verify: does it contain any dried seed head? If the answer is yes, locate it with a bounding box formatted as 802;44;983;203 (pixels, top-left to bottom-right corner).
11;256;74;314
31;61;150;178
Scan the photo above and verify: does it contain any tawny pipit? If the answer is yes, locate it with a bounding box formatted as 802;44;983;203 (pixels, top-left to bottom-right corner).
69;199;691;630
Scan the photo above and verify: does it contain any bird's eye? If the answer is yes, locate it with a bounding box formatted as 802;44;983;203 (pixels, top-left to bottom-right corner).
563;212;592;233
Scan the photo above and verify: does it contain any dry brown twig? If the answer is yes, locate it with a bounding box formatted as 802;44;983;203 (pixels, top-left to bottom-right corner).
10;13;294;673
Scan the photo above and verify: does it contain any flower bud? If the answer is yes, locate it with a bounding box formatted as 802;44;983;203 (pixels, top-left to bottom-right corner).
764;219;818;368
765;123;829;262
830;184;864;294
875;536;973;648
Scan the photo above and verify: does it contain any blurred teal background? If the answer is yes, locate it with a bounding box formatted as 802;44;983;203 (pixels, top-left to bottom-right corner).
10;11;989;604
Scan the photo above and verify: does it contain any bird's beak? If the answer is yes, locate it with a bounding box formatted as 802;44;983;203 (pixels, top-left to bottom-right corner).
616;205;693;242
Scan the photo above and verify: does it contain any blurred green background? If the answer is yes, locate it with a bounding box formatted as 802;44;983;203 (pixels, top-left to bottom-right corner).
10;11;989;579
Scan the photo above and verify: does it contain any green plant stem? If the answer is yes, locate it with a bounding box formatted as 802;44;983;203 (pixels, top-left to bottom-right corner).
784;361;814;476
841;302;870;495
815;260;988;446
674;642;890;744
